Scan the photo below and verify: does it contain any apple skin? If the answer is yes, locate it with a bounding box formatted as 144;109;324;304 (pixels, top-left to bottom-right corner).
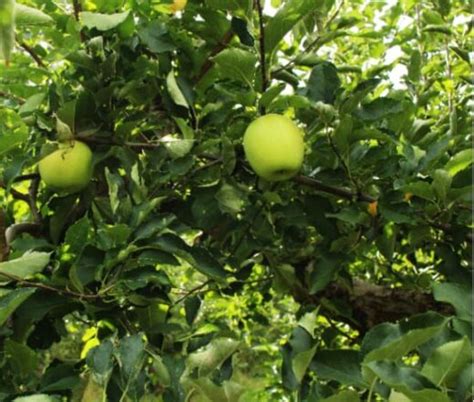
243;114;304;181
171;0;187;12
38;141;93;193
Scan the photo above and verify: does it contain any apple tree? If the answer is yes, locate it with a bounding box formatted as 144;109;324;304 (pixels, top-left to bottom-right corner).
0;0;472;401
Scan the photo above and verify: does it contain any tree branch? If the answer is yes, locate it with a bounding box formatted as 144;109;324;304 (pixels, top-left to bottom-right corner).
18;41;45;68
28;176;41;224
0;271;101;300
195;30;234;82
255;0;268;113
5;223;42;248
294;175;375;203
0;210;8;262
71;0;86;42
0;90;25;104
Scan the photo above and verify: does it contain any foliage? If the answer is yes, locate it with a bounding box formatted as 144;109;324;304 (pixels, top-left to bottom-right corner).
0;0;472;401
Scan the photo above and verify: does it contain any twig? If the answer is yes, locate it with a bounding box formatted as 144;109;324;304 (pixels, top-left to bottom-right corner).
173;280;211;305
72;0;86;42
72;0;81;20
18;41;45;68
255;0;268;113
195;30;234;82
13;173;40;183
325;124;360;194
293;175;375;203
0;210;7;262
0;90;25;104
0;270;101;299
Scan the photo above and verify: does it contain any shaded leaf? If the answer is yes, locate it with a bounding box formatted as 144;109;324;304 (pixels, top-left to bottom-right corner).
81;11;130;31
0;288;35;326
421;336;472;387
0;252;50;283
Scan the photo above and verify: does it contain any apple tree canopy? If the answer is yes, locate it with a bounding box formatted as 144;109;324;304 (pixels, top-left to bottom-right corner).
0;0;472;401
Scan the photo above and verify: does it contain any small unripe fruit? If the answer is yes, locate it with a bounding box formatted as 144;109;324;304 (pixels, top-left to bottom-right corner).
38;141;93;193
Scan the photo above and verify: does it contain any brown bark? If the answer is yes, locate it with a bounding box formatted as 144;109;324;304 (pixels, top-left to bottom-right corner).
295;279;455;335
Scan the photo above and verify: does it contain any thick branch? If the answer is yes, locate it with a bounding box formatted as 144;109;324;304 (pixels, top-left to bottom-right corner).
297;279;455;334
294;175;375;203
18;41;45;68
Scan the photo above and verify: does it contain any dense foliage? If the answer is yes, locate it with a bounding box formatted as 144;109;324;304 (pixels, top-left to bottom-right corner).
0;0;472;401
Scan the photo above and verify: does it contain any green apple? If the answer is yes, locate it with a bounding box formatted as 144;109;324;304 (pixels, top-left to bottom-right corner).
171;0;187;12
243;114;304;181
38;140;93;193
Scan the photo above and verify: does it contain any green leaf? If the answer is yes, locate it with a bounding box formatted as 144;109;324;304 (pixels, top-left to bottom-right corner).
320;390;360;402
163;118;194;158
116;334;146;381
212;48;257;86
433;282;472;321
308;254;343;294
432;169;451;204
18;93;46;115
215;183;247;215
15;4;53;25
0;109;29;156
456;363;474;402
444;149;473;177
0;287;36;326
311;350;365;387
340;78;381;113
306;62;341;104
4;339;38;378
362;312;448;363
265;0;321;56
155;234;227;279
185;296;201;325
86;340;114;385
81;11;130;31
355;98;404;121
365;361;450;402
407;49;421;82
138;21;175;54
402;181;434;201
187;338;240;377
259;83;286;109
64;217;90;255
421;336;472;387
333;114;352;154
55;117;74;141
166;71;189;109
0;251;50;283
